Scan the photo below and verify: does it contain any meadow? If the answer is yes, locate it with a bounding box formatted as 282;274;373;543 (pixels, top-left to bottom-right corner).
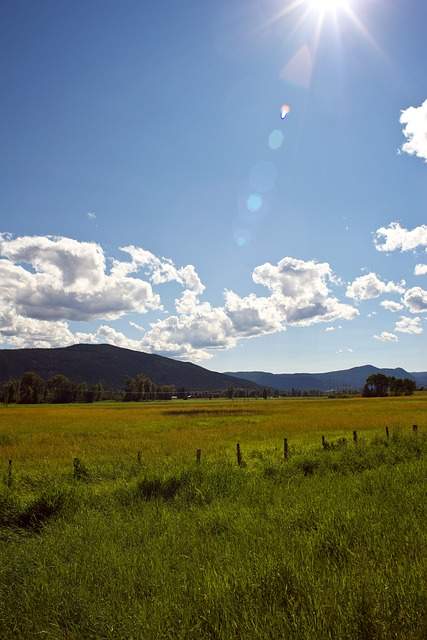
0;396;426;639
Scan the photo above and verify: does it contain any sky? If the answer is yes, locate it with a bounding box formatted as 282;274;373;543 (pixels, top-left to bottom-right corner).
0;0;426;373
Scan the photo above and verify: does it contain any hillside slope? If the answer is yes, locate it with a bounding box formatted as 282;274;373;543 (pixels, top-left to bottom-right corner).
226;365;425;391
0;344;256;391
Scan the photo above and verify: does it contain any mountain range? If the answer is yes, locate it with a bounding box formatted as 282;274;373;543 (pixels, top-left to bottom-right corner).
0;344;425;392
226;365;427;392
0;344;256;391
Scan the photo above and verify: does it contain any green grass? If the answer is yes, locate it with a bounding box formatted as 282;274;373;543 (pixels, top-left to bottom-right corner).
0;398;426;639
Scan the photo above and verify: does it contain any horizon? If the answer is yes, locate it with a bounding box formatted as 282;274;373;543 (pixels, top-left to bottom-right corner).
1;0;426;371
0;341;424;376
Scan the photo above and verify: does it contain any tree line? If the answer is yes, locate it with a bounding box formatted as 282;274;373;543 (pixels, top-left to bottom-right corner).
0;372;105;405
0;370;418;405
0;372;254;404
362;374;416;397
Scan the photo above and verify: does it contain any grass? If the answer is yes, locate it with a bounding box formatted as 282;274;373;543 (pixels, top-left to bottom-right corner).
0;397;426;639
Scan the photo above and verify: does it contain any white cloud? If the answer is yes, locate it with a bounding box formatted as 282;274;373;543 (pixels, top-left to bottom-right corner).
118;245;205;295
374;222;427;253
224;290;284;337
0;235;359;360
0;235;162;322
374;331;399;343
400;99;427;162
394;316;423;335
380;300;404;313
403;287;427;314
415;264;427;276
87;211;96;220
325;326;335;332
141;302;235;361
346;272;405;301
136;257;357;360
252;257;357;326
0;305;76;349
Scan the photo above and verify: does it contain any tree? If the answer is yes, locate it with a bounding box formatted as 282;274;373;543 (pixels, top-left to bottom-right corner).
124;374;155;401
1;379;19;406
18;372;45;404
226;385;235;400
47;374;76;403
362;373;389;397
363;374;416;397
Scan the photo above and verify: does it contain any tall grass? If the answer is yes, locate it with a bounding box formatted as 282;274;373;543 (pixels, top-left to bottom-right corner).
0;398;426;638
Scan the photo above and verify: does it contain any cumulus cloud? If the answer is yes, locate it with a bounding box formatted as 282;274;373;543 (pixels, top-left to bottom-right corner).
325;326;335;332
380;300;404;312
403;287;427;313
0;233;209;354
252;257;357;326
0;305;77;349
374;222;427;253
117;245;205;295
134;256;358;360
0;235;359;360
223;290;284;337
415;264;427;276
346;272;405;301
0;234;162;322
400;99;427;162
394;316;423;335
374;331;398;343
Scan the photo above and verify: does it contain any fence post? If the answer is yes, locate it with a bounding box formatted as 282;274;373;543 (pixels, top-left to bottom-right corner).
73;458;80;479
353;430;358;445
322;435;327;450
196;448;201;464
412;424;418;435
137;450;142;465
385;426;389;440
236;443;243;466
7;459;12;488
284;438;289;461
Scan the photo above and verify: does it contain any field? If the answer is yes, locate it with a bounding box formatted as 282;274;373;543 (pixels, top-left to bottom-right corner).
1;396;426;639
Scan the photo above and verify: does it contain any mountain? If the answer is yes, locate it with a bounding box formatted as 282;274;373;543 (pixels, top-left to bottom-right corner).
0;344;257;391
411;371;427;387
226;365;426;392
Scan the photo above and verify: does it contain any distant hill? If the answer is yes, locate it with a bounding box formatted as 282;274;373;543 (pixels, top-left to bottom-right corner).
226;365;427;392
0;344;257;391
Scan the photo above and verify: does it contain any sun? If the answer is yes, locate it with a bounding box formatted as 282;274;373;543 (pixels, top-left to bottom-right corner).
308;0;350;15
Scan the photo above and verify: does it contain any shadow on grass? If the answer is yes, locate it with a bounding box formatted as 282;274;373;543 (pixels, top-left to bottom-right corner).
0;487;74;532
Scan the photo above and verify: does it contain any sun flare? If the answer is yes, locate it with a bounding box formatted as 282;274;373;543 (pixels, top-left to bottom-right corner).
308;0;349;12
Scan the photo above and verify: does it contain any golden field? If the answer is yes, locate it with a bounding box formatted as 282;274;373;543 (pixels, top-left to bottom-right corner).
1;395;425;473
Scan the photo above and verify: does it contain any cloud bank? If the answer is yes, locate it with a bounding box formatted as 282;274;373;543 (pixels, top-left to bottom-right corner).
0;233;358;360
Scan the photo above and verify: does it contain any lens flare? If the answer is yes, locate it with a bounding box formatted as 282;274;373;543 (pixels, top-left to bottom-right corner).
280;104;291;119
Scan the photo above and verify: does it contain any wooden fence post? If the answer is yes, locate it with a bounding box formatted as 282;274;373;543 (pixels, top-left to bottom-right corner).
73;458;80;479
353;430;358;445
7;459;12;488
385;426;389;440
236;443;243;466
196;448;201;464
412;424;418;435
322;435;327;450
137;450;142;465
284;438;289;461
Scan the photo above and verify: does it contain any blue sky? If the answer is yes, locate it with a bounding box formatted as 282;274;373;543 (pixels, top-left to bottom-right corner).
0;0;426;372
